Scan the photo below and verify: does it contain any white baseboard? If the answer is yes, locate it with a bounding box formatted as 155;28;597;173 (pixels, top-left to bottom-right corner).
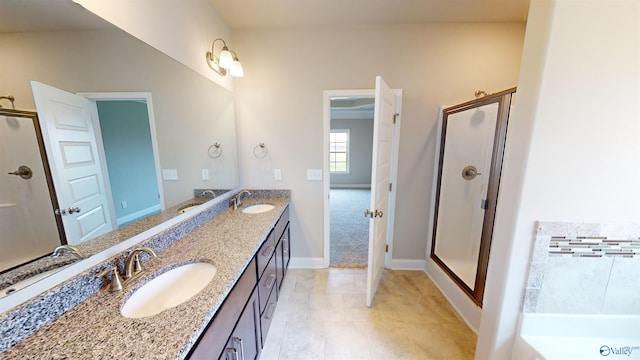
425;260;481;333
387;258;427;270
289;257;326;269
329;184;371;189
117;204;162;227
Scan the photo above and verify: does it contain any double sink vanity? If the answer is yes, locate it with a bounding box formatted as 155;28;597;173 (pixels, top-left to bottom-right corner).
0;190;290;359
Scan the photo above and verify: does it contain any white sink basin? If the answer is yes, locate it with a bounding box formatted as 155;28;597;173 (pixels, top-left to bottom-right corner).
121;262;216;318
178;204;200;214
242;204;275;214
1;265;70;299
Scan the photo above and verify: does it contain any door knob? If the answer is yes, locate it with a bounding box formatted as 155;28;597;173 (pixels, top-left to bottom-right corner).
54;208;67;216
375;209;384;218
8;165;33;180
68;207;81;214
462;165;481;180
364;209;374;218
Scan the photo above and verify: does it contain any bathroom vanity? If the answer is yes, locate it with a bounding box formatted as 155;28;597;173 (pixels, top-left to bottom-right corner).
0;193;290;359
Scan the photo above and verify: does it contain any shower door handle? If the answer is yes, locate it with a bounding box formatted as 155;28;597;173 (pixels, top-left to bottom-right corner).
462;165;481;180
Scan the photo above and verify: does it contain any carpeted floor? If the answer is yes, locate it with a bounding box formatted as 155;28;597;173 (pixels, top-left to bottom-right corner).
330;189;371;267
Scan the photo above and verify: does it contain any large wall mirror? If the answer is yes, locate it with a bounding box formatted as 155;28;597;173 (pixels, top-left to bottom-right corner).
0;0;239;302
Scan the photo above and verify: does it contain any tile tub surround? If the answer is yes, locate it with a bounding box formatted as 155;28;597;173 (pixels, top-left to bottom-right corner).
523;221;640;314
0;192;290;357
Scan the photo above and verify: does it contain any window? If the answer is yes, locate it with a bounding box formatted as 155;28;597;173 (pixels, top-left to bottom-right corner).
330;130;349;173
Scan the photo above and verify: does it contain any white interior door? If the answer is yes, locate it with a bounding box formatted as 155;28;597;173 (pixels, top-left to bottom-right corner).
31;81;114;245
366;76;395;307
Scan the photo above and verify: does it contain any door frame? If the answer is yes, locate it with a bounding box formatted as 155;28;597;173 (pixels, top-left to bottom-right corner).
78;92;165;223
322;89;402;268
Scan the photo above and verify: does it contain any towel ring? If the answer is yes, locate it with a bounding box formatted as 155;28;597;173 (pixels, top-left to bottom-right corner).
208;143;222;158
253;143;268;158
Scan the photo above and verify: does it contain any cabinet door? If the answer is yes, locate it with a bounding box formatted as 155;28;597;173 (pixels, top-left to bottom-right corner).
282;224;290;276
275;237;284;293
221;289;260;360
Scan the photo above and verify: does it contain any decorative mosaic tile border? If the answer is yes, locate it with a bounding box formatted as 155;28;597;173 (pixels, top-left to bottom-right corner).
523;221;640;314
549;236;640;258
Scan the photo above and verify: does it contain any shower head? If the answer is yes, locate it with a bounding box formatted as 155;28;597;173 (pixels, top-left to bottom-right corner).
0;95;16;109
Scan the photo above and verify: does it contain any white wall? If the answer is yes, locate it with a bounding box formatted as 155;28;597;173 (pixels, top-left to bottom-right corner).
74;0;234;91
233;24;525;261
477;0;640;358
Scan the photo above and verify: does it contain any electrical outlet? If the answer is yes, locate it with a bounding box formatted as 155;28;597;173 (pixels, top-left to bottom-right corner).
307;169;322;181
202;169;209;180
274;169;282;181
121;201;127;209
162;169;178;181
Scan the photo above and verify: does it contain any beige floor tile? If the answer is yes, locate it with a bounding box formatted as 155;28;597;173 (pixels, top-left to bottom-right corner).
278;320;327;360
263;268;476;360
325;321;372;359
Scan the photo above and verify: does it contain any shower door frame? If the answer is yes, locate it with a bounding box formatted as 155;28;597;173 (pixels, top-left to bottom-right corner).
430;88;515;306
0;108;66;271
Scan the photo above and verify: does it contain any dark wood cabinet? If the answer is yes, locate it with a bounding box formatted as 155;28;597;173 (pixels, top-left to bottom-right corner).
188;205;290;360
220;289;260;360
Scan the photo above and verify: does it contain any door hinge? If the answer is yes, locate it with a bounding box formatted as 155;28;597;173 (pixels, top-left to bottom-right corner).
481;199;488;209
389;183;392;192
393;113;399;124
385;244;389;253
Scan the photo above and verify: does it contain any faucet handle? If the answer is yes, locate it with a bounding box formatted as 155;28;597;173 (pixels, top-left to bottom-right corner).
96;266;123;292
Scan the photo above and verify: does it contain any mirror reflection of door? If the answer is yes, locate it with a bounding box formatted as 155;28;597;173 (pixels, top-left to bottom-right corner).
31;82;162;246
431;88;515;305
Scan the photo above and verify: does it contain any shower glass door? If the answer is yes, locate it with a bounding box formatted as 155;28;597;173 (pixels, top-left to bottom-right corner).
431;89;514;305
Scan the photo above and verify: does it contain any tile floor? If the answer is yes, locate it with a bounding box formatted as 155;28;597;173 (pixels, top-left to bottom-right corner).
261;268;477;360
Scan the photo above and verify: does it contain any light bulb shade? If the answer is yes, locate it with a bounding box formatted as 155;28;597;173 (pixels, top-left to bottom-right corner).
219;49;234;69
230;60;244;77
229;60;244;77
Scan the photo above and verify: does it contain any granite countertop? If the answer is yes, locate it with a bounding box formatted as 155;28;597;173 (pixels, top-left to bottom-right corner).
0;196;214;293
0;197;289;359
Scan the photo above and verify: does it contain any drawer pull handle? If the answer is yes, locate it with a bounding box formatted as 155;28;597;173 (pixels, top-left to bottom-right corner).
233;337;245;360
265;302;276;320
261;245;274;258
225;347;238;360
263;273;276;289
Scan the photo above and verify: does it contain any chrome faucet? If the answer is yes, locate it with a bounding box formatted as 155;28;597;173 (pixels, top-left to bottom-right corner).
232;190;251;209
97;246;158;292
52;245;87;259
202;189;216;198
124;247;157;280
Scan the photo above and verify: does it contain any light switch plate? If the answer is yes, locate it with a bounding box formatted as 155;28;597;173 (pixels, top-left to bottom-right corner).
307;169;322;181
202;169;209;180
274;169;282;181
162;169;178;181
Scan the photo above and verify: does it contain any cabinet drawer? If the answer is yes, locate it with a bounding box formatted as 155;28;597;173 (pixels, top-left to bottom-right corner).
258;254;277;314
260;286;278;345
275;205;289;243
256;230;276;278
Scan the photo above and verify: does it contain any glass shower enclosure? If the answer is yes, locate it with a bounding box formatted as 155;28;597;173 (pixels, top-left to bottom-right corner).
431;88;515;305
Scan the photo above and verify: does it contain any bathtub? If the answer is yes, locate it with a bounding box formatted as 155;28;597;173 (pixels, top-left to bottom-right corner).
514;314;640;360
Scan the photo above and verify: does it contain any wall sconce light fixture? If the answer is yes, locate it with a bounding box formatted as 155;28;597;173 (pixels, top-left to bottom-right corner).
206;38;244;77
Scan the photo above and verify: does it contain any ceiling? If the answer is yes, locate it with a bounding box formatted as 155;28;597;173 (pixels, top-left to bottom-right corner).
209;0;530;30
0;0;109;33
0;0;529;34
